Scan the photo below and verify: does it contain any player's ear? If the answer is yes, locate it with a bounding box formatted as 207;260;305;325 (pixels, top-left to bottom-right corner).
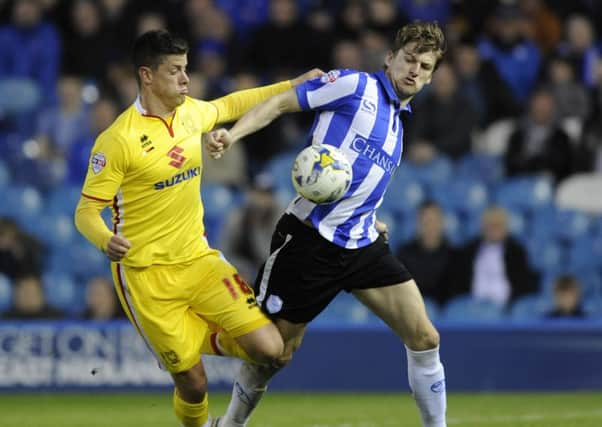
139;66;153;85
384;51;394;69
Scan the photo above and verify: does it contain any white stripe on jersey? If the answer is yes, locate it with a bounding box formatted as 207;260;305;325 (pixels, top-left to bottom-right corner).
311;111;334;146
307;73;360;109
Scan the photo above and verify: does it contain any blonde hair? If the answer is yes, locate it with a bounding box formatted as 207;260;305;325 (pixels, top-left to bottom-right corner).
392;21;446;67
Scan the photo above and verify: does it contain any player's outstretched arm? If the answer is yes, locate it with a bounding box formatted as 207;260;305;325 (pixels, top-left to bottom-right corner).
74;197;131;261
209;68;324;126
205;88;301;159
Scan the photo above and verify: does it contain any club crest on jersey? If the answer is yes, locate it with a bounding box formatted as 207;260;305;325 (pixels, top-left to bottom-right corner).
91;152;106;174
321;70;340;84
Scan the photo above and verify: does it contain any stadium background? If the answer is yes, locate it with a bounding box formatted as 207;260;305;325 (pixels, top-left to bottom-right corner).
0;0;602;426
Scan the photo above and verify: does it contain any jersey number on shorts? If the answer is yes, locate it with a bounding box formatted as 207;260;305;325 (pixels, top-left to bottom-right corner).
222;273;253;300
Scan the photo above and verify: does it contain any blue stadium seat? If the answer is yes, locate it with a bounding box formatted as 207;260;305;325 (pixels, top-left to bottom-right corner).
47;185;82;215
264;150;296;189
315;292;385;327
540;269;601;300
441;295;505;322
584;297;602;318
443;210;464;245
494;176;553;213
455;153;504;187
0;158;9;188
555;209;594;241
568;236;602;271
42;272;79;313
201;183;238;220
26;212;78;248
423;297;440;322
409;156;453;189
387;209;417;248
382;176;425;214
0;273;12;312
510;294;551;320
526;237;564;273
429;178;489;216
0;185;43;223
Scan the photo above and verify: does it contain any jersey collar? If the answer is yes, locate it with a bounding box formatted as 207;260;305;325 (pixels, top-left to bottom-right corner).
134;96;146;114
374;70;412;113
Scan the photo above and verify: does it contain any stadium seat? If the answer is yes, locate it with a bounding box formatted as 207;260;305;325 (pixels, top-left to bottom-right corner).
429;178;489;216
441;295;505;322
510;294;551;320
0;158;9;188
443;210;464;245
530;208;594;242
0;273;12;312
315;292;386;327
201;183;238;220
381;176;425;214
455;153;504;187
264;150;297;189
556;173;602;215
0;185;43;223
584;297;602;318
526;237;564;273
423;297;440;321
47;185;82;215
494;176;553;213
568;235;602;271
540;269;601;300
42;272;79;313
409;156;453;189
26;212;78;248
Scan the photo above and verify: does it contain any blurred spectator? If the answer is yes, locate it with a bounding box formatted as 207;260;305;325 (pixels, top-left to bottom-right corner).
220;173;282;281
0;218;43;280
332;39;364;70
557;15;600;87
453;38;521;126
504;88;573;182
478;4;541;103
2;275;65;319
135;10;167;37
397;0;450;25
196;40;230;98
36;75;89;155
520;0;562;54
242;0;323;75
366;0;406;38
61;0;113;82
395;201;453;305
450;206;538;307
409;62;478;159
545;275;586;318
0;0;60;134
81;276;126;320
575;121;602;173
66;97;119;185
215;0;269;37
333;0;366;42
546;55;591;123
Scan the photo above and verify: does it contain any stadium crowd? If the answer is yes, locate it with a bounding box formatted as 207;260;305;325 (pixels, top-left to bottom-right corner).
0;0;601;322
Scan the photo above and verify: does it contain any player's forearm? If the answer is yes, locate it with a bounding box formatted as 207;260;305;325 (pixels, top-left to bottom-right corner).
229;89;300;143
211;80;292;124
74;197;114;252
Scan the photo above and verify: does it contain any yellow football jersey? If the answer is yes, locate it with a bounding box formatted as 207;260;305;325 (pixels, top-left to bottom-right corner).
81;97;222;267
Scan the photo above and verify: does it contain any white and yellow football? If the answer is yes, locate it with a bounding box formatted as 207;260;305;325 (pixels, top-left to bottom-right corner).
291;144;352;204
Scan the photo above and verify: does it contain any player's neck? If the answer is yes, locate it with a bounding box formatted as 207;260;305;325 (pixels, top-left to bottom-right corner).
138;92;175;118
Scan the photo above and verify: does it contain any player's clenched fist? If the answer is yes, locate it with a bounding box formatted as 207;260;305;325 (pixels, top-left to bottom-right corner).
105;235;131;262
203;129;233;160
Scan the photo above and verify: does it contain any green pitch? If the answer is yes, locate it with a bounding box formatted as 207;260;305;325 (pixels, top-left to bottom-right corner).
1;392;601;427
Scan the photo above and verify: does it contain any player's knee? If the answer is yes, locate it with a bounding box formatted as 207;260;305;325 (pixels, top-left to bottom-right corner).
173;368;208;403
246;336;284;365
407;325;440;351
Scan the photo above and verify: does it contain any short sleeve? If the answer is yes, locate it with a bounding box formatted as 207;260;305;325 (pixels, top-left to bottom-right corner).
295;69;361;111
81;131;129;201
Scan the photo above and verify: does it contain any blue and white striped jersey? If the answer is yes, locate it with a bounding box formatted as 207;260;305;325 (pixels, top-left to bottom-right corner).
287;69;411;249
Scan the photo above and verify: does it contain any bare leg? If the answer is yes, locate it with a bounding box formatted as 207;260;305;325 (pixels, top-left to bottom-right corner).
353;280;446;427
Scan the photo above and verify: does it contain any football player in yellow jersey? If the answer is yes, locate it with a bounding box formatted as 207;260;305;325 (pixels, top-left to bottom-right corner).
74;30;322;427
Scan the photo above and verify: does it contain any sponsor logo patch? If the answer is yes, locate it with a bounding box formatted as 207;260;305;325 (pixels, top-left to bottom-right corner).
91;152;106;174
321;70;340;83
430;379;446;393
266;294;283;314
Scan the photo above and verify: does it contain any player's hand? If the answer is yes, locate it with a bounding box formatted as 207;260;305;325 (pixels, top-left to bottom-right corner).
375;219;389;244
203;129;233;160
290;68;325;86
105;235;131;262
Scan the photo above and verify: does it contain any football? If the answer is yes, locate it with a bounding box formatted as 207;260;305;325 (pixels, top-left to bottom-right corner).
291;144;353;204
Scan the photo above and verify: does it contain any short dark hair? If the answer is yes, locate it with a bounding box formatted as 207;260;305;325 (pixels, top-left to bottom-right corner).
392;21;446;68
554;275;580;293
132;30;188;84
418;200;442;213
